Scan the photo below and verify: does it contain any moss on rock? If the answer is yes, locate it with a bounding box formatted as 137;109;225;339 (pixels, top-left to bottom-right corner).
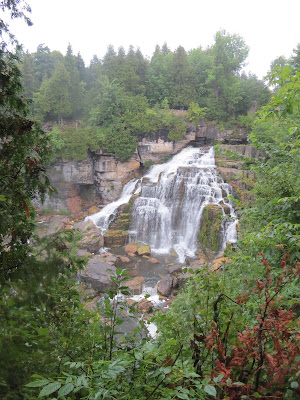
199;204;223;257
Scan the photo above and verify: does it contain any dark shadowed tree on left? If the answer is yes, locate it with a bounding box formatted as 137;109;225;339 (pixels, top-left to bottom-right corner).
1;3;95;399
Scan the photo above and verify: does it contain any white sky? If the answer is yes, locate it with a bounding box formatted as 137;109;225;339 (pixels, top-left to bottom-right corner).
7;0;300;78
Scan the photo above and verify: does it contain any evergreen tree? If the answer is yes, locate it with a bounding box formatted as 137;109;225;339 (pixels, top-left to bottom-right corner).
35;62;72;123
169;45;196;108
64;43;84;118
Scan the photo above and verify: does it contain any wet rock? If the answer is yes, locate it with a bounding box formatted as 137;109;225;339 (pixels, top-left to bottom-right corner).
127;276;144;295
138;298;153;313
169;248;178;257
125;242;139;255
209;257;232;271
118;255;131;263
193;258;206;266
138;245;151;256
198;204;223;258
74;220;104;253
168;264;182;274
105;254;118;264
221;204;231;215
126;298;137;307
79;255;116;293
104;229;128;247
88;205;101;215
157;274;174;297
149;257;159;264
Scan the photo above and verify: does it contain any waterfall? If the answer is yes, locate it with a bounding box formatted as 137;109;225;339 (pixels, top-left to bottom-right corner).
85;179;141;235
87;146;237;261
129;147;237;262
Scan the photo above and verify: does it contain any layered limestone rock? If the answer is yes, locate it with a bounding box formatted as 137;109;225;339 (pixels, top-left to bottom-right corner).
215;144;263;205
196;123;248;145
36;126;250;218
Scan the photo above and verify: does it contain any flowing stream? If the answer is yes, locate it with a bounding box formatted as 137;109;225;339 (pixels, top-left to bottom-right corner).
87;146;237;262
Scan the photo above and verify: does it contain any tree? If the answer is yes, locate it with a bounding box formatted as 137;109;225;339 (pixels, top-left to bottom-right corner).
19;50;37;98
89;76;126;126
205;30;249;119
32;44;54;85
64;43;84;118
0;4;101;398
35;62;72;123
169;45;197;108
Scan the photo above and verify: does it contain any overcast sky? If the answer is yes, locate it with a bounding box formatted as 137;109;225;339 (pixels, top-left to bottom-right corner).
8;0;300;78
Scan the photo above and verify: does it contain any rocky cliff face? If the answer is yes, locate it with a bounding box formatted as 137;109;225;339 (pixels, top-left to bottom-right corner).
35;123;252;218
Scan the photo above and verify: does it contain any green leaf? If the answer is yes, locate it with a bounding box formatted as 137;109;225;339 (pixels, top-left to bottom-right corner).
291;381;299;389
58;383;74;397
0;195;6;202
39;382;61;397
254;393;261;398
213;374;224;383
204;385;217;397
25;380;49;387
177;393;189;399
37;328;49;336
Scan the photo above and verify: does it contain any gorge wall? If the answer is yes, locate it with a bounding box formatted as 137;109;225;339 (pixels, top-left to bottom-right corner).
35;123;253;218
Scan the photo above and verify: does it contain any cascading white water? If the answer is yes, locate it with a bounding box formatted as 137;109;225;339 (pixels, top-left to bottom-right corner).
129;146;237;262
86;146;237;262
85;179;141;234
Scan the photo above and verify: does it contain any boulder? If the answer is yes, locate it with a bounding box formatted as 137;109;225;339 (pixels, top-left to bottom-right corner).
168;264;182;274
105;254;118;265
138;298;153;313
138;245;151;256
126;298;137;307
149;257;159;264
73;220;104;253
125;242;139;255
157;274;174;297
127;276;144;295
209;257;232;271
118;255;131;263
193;259;206;266
79;255;116;293
38;215;70;238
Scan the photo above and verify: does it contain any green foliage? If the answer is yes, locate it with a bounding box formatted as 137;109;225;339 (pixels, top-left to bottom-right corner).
102;124;138;162
34;62;72;123
49;124;101;161
187;102;208;126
